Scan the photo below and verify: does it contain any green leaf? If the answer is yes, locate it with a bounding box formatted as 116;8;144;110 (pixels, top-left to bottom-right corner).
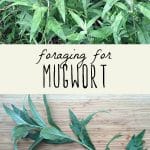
137;2;150;20
111;11;127;43
69;109;96;150
87;15;100;29
43;95;60;130
28;95;46;127
30;6;47;42
102;0;119;18
55;0;66;22
29;137;43;150
3;104;28;125
126;130;146;150
11;105;38;125
40;127;71;141
69;10;86;31
105;134;122;150
67;32;85;42
115;2;128;11
46;17;66;41
81;0;90;15
137;24;150;44
90;26;112;41
11;0;33;7
12;125;35;150
81;110;107;126
0;0;7;5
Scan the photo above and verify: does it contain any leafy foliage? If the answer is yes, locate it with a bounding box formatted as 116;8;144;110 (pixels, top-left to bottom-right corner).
3;95;146;150
3;95;98;149
0;0;150;43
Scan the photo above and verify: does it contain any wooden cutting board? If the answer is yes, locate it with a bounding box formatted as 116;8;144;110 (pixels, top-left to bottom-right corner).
0;95;150;150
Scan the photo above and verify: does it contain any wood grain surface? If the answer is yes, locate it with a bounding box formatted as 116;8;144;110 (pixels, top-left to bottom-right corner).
0;94;150;150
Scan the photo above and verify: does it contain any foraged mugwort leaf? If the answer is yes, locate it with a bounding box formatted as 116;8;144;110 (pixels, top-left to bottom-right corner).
28;137;43;150
105;134;122;150
28;95;46;127
43;95;60;130
12;124;36;150
40;127;71;141
3;95;147;150
81;110;107;126
3;104;28;125
126;130;146;150
11;104;38;125
69;109;96;150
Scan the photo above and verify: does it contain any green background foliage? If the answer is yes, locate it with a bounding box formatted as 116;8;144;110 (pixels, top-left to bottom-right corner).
0;0;150;44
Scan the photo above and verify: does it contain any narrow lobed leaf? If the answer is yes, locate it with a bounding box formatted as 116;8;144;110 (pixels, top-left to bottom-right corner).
69;109;96;150
28;95;46;127
126;130;146;150
3;104;28;125
105;134;122;150
43;94;60;130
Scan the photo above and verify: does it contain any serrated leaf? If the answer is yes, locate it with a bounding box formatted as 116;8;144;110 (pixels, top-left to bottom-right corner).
137;2;150;20
12;125;35;150
27;131;72;144
105;134;122;150
102;0;119;18
11;104;38;125
55;0;65;22
69;109;96;150
40;127;71;141
90;26;112;41
3;104;28;125
126;130;146;150
43;95;60;130
69;10;86;31
111;11;127;44
30;6;47;42
28;95;46;127
46;17;66;41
